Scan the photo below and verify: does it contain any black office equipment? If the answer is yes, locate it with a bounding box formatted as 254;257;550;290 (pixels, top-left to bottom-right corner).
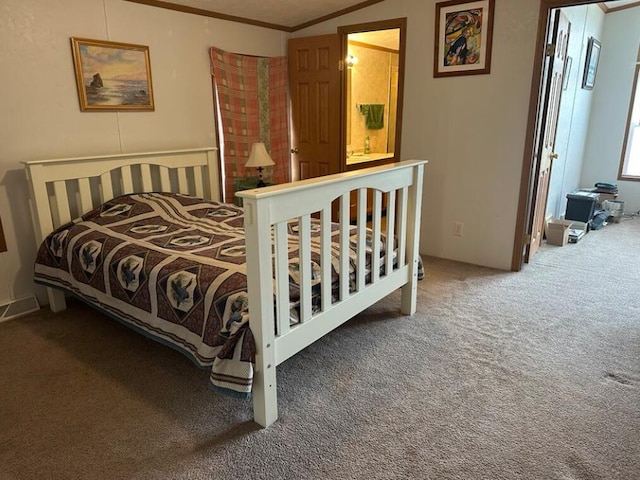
566;191;599;223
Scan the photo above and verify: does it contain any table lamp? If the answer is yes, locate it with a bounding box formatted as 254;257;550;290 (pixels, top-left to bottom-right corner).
245;142;275;187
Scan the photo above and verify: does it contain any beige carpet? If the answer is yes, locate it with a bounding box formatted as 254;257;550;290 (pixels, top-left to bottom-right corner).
1;218;639;479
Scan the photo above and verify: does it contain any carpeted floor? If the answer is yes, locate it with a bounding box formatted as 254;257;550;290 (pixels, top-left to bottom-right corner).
1;217;639;480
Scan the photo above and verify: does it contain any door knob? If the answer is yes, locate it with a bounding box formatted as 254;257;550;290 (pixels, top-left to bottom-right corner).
291;147;299;154
550;153;558;159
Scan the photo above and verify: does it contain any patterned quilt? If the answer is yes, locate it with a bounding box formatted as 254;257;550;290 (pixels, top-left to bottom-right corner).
34;193;422;396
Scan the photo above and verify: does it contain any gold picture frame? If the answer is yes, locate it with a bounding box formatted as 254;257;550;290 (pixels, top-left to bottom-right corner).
71;37;154;111
434;0;495;78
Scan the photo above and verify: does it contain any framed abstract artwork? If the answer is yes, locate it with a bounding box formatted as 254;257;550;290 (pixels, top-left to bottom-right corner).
582;37;601;90
71;37;155;111
434;0;495;78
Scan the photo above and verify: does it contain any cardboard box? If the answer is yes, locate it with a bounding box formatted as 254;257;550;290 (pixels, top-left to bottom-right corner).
597;192;618;205
578;189;618;208
546;219;572;246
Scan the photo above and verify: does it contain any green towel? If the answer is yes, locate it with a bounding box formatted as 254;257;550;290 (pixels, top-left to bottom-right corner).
359;104;385;130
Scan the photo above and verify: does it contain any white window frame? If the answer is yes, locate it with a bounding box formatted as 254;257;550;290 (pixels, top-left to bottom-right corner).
619;61;640;180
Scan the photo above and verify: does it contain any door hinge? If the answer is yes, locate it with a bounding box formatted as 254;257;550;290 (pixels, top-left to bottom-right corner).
338;60;344;71
546;43;556;57
525;233;532;245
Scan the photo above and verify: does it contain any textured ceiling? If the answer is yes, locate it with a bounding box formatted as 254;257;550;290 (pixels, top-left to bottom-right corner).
154;0;371;28
603;0;640;7
350;29;399;50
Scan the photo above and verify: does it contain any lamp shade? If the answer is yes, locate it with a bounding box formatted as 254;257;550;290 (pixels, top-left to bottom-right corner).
245;142;275;168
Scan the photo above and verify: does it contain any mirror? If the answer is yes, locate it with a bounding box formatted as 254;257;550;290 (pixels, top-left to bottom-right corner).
345;28;401;166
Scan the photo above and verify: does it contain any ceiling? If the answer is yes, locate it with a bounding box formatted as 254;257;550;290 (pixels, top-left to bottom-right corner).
350;29;400;50
126;0;640;32
126;0;383;31
602;0;640;9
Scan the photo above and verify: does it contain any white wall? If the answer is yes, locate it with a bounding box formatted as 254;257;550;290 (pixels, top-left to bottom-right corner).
547;5;604;219
294;0;540;270
580;6;640;213
0;0;287;304
6;0;619;306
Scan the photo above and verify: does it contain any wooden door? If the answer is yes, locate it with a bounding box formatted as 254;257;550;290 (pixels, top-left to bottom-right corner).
527;10;570;261
288;35;342;181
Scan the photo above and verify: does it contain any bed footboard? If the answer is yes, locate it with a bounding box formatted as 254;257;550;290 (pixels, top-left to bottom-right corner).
237;159;426;427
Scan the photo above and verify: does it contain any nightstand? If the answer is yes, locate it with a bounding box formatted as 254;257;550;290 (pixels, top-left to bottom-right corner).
233;177;274;206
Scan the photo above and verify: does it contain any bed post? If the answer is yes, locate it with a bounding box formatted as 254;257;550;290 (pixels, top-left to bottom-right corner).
401;163;425;315
25;163;68;312
241;195;278;427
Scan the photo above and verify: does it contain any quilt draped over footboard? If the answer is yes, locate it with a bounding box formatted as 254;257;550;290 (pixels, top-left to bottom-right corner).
34;193;422;396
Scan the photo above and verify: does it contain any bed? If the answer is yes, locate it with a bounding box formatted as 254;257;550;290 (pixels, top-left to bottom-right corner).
23;147;426;427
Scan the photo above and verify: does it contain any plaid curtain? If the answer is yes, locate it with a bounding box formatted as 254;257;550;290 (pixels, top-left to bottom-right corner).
210;47;290;202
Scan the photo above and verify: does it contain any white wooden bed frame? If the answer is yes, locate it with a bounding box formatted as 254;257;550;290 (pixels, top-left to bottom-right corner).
23;147;426;427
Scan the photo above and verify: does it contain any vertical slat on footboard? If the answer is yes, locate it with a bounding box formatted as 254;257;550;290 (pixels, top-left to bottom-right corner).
194;167;204;198
339;193;350;301
99;173;114;204
159;167;171;192
275;222;290;336
396;187;408;268
177;168;188;194
53;181;72;226
371;190;382;283
320;205;332;311
121;166;134;195
356;189;367;292
140;164;153;193
298;215;312;323
77;178;92;214
385;191;396;277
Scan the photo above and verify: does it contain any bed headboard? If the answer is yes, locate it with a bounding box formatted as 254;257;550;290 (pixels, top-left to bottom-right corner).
23;147;219;243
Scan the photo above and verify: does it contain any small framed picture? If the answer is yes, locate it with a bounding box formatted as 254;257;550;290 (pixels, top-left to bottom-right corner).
434;0;495;78
582;37;601;90
71;37;155;111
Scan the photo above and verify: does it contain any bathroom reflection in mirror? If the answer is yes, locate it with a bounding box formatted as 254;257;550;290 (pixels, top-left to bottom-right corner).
346;28;399;166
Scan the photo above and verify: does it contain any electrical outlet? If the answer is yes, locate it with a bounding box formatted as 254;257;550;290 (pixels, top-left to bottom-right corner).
454;222;464;237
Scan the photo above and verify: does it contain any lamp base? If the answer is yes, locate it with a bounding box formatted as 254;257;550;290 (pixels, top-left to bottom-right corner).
256;166;267;188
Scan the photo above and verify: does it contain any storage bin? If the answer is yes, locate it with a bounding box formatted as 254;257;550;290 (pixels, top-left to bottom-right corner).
565;191;598;223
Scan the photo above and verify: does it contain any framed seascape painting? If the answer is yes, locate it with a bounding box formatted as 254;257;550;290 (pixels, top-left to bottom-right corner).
434;0;495;78
582;37;601;90
71;37;155;111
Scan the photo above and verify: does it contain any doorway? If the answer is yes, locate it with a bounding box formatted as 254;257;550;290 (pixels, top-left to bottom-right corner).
513;0;634;270
338;18;407;172
288;19;407;184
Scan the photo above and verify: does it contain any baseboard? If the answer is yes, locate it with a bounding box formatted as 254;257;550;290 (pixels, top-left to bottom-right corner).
0;296;40;323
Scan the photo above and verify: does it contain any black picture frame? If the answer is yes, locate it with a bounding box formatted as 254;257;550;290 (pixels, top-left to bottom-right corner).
582;37;601;90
